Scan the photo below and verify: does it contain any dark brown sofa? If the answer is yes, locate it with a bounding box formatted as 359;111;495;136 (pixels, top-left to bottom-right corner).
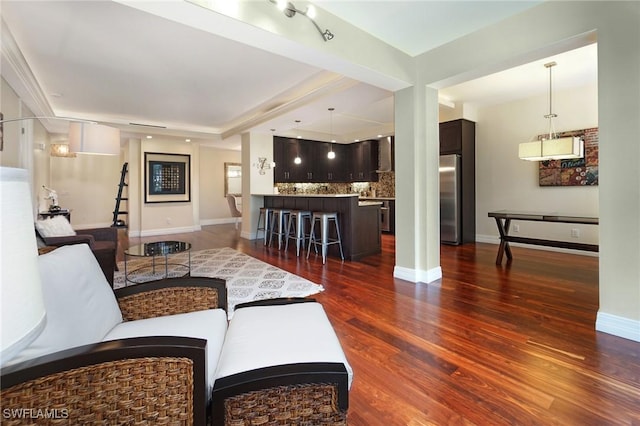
36;226;117;285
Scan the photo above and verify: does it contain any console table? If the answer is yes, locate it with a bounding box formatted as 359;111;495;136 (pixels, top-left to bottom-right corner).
488;211;599;265
39;209;71;222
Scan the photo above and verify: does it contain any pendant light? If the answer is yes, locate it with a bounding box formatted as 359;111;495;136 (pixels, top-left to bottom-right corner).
294;120;302;164
327;107;336;159
518;62;583;161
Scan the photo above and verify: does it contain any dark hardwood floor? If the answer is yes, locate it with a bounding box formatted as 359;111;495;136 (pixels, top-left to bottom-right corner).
118;225;640;425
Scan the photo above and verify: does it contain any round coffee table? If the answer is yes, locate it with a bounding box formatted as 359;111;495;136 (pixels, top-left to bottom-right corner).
124;241;191;284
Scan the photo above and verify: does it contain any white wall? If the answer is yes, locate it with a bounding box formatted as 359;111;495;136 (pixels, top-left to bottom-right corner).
409;1;640;340
0;78;22;168
476;82;599;246
50;154;121;228
199;146;241;224
132;138;197;236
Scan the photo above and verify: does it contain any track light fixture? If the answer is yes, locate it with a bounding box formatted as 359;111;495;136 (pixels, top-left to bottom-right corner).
269;0;334;42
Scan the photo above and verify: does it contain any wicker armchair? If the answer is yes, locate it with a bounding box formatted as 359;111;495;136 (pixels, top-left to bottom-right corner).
2;244;351;425
1;276;227;426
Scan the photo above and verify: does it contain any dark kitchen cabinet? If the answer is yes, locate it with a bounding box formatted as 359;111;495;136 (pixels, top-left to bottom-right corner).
273;137;304;182
440;119;474;155
319;142;349;182
350;140;378;182
273;137;378;183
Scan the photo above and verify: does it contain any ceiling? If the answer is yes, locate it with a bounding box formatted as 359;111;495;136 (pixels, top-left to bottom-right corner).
1;1;596;151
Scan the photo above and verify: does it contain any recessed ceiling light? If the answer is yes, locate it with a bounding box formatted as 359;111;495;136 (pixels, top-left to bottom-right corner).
146;135;153;139
185;139;191;142
377;134;383;138
354;139;360;142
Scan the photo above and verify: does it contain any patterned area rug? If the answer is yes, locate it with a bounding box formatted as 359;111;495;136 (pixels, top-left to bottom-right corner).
114;247;323;317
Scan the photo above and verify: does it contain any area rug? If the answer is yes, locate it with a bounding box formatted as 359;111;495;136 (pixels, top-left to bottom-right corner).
114;247;324;317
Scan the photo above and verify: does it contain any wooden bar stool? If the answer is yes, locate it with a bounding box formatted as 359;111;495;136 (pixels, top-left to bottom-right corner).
307;212;344;264
269;208;291;250
285;210;312;256
255;207;272;245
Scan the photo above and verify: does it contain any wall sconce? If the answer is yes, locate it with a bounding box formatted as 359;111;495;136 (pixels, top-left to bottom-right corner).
50;143;76;158
254;157;276;175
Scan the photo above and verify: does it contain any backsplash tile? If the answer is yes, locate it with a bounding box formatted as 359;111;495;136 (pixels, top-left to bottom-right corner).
275;172;395;198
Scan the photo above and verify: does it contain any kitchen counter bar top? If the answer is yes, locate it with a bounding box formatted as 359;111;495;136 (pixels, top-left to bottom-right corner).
359;196;396;201
262;194;381;261
253;193;359;198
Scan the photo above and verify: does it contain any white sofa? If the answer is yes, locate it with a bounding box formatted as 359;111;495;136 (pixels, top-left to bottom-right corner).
1;243;352;425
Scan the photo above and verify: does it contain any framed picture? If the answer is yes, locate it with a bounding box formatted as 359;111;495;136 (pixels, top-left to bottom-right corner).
144;152;191;203
538;127;599;187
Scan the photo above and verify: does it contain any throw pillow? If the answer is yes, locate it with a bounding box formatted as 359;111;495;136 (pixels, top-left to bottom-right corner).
8;244;123;366
35;215;76;237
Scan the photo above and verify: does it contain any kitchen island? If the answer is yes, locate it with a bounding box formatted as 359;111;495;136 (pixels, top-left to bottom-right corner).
261;194;381;261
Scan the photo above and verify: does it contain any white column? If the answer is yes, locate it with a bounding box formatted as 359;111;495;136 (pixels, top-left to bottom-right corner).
241;132;275;240
393;84;442;284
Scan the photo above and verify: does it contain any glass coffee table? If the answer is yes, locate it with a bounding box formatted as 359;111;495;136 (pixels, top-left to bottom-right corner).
124;241;192;284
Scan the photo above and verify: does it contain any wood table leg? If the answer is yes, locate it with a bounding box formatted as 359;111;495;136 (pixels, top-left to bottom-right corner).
494;217;513;265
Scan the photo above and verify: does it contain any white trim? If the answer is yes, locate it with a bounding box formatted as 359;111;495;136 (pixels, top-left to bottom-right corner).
476;234;599;257
393;265;442;285
241;230;259;240
137;225;199;238
200;218;241;226
74;222;113;230
596;312;640;342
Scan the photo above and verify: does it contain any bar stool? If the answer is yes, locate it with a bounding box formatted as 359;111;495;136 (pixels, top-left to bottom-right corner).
255;207;273;245
285;210;312;256
269;208;291;250
307;211;344;264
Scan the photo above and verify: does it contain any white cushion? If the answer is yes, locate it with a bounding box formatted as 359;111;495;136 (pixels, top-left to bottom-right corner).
216;302;353;389
35;215;76;237
9;244;123;365
104;309;228;393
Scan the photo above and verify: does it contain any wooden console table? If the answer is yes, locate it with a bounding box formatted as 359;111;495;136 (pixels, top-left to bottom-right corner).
488;211;599;265
39;209;71;222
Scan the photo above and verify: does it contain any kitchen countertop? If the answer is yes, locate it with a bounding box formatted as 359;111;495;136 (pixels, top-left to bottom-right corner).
358;201;383;207
253;193;359;198
359;197;396;201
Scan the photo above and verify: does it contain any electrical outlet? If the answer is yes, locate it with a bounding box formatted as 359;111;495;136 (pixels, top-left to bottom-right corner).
571;228;580;238
512;224;520;233
166;217;172;225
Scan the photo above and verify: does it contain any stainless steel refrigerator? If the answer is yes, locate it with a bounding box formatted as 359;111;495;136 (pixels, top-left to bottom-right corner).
440;154;461;244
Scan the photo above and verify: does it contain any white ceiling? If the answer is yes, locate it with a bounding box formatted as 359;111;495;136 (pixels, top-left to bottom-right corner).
1;1;596;151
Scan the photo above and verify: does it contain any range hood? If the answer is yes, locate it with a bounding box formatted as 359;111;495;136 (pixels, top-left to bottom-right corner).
377;136;393;172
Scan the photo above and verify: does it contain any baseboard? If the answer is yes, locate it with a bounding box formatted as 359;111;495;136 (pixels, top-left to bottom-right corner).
137;225;200;238
200;218;241;226
240;230;259;240
74;222;112;230
394;265;442;285
476;234;599;257
596;312;640;342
